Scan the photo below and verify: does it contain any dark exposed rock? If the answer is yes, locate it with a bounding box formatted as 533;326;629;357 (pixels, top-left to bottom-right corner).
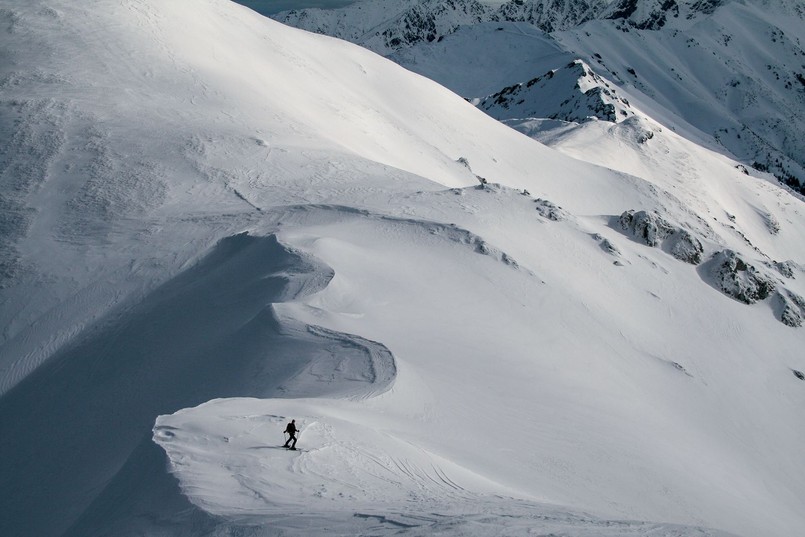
777;290;805;327
618;210;674;247
604;0;680;30
688;0;725;16
667;229;704;264
617;210;704;264
707;249;776;305
496;0;609;33
535;198;568;221
479;61;633;123
772;260;795;279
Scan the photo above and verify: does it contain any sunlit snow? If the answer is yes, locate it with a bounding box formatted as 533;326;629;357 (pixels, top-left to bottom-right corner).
0;1;803;537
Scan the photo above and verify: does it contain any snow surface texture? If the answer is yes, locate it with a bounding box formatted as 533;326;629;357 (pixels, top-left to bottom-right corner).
0;1;804;537
275;0;805;193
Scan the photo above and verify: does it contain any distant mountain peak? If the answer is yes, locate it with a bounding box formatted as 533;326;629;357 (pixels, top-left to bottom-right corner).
478;59;635;123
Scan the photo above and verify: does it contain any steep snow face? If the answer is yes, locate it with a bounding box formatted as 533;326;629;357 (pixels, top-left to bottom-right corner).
1;1;805;537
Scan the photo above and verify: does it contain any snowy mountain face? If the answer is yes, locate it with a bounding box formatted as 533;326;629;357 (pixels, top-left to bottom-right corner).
497;0;608;32
1;1;804;537
276;0;492;54
275;0;612;55
560;0;805;193
275;0;805;194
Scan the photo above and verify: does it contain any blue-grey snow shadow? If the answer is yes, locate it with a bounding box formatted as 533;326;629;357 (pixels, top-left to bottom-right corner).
0;232;396;537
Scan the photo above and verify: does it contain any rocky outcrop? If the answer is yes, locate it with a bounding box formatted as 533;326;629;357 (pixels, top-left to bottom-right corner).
665;229;704;265
776;290;805;327
705;249;776;305
534;198;569;221
618;209;673;247
602;0;726;30
617;209;703;264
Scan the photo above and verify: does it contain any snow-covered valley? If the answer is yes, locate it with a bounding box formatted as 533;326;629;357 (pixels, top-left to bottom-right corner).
1;1;804;536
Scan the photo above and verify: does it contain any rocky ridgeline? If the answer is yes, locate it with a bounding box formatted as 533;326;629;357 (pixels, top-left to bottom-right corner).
276;0;738;55
275;0;613;55
478;60;634;123
617;209;804;327
777;289;805;327
601;0;727;30
366;0;489;53
497;0;608;32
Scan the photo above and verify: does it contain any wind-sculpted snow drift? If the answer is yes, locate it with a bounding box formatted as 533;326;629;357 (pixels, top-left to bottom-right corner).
0;232;396;537
151;206;741;537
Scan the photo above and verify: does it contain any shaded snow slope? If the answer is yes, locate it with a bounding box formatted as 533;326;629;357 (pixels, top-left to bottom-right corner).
274;0;609;56
0;1;803;537
388;21;575;98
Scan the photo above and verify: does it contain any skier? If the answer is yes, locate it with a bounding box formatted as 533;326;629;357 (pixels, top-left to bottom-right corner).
283;419;298;450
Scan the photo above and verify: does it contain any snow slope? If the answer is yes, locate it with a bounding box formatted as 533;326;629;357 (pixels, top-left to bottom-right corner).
275;0;805;193
0;1;803;537
388;21;575;98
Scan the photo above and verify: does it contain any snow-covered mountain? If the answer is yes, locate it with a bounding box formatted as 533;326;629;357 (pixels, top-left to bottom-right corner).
276;0;492;54
477;59;637;122
275;0;610;56
1;1;804;537
275;0;805;194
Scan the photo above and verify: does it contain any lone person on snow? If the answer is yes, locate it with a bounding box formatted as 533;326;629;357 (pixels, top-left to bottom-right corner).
283;419;298;450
